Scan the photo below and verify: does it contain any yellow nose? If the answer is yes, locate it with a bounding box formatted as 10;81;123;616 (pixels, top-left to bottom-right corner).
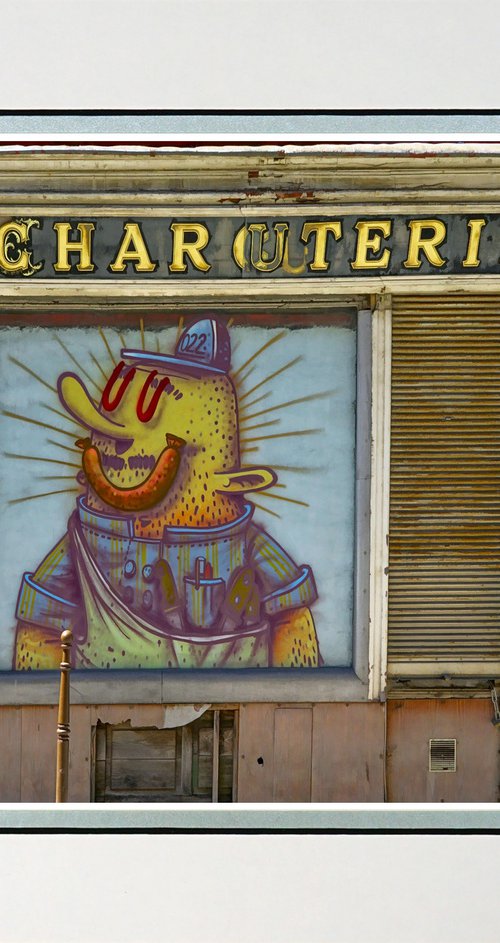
58;373;127;438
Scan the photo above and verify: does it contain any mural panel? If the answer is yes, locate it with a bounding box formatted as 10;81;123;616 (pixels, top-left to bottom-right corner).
0;311;356;670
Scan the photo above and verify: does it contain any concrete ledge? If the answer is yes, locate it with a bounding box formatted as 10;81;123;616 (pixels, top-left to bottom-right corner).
0;668;368;705
0;804;498;831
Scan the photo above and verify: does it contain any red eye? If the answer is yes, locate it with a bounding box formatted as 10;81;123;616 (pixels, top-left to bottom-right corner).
136;371;172;423
101;361;136;412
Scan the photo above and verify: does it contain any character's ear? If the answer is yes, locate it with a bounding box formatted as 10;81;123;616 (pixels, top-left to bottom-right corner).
213;466;277;494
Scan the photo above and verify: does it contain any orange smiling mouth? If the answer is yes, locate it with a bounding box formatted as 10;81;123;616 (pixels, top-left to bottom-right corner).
76;435;185;512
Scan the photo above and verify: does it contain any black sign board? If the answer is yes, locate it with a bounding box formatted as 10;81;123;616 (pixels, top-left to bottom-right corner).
0;214;496;278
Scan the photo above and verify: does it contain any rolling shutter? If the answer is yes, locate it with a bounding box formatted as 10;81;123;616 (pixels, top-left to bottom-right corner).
389;295;500;676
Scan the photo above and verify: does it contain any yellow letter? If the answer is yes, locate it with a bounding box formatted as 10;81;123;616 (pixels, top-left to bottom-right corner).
0;218;42;276
247;222;288;273
462;218;486;268
300;221;342;271
53;222;95;272
404;219;447;269
169;223;211;273
351;220;392;270
109;222;157;273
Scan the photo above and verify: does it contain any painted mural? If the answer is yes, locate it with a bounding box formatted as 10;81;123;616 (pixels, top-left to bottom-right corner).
0;313;357;671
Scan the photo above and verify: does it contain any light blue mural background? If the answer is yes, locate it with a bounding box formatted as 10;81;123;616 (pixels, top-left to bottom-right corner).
0;320;356;669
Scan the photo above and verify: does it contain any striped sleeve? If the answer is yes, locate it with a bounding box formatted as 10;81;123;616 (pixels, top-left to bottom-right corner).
246;522;317;616
15;533;81;633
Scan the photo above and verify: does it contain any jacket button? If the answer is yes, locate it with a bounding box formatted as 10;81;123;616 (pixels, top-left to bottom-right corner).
142;590;153;610
142;564;154;582
124;560;136;578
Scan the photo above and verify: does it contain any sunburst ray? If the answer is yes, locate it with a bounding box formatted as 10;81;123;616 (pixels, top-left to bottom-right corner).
98;327;117;366
256;490;309;508
2;410;79;441
41;403;84;430
116;330;127;351
240;428;321;445
47;438;81;454
140;317;145;351
271;464;326;474
55;335;102;395
232;330;286;380
8;356;55;394
238;419;281;433
36;474;78;481
8;487;80;506
89;352;108;383
241;390;334;422
176;315;185;344
3;452;81;469
239;392;271;413
239;357;302;402
250;500;281;519
235;367;257;387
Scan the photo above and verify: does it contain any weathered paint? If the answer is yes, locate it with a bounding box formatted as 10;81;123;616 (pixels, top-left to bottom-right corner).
3;697;498;803
0;701;386;803
2;213;500;280
387;698;500;802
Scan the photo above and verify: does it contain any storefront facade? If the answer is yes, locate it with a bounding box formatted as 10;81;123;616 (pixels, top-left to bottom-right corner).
0;144;498;802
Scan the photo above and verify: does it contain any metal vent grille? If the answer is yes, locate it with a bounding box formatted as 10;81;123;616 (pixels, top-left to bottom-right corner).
429;738;457;772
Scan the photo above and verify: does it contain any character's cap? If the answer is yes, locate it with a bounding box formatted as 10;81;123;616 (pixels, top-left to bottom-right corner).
121;317;231;377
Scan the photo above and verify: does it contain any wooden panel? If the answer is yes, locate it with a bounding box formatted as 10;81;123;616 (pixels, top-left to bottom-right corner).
20;706;57;802
387;698;500;802
311;703;385;801
273;708;313;802
0;707;22;801
195;726;214;793
237;704;276;802
111;757;177;792
89;705;165;727
238;704;384;802
68;705;92;802
110;728;177;760
94;711;236;802
219;716;235;801
110;728;177;791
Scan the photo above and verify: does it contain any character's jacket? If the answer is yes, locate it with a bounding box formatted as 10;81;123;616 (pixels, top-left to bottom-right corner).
16;498;317;669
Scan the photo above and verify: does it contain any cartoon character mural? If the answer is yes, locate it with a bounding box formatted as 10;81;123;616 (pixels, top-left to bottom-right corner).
14;317;321;670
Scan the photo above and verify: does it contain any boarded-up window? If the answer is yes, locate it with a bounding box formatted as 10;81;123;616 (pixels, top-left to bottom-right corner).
94;710;236;802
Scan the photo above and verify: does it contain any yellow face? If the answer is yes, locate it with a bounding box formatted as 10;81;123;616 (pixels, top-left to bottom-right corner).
59;359;275;538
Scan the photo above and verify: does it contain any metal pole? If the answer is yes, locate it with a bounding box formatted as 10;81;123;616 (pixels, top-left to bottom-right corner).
55;629;73;803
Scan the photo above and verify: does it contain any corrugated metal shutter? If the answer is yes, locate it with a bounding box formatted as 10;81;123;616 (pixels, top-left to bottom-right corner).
389;295;500;676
